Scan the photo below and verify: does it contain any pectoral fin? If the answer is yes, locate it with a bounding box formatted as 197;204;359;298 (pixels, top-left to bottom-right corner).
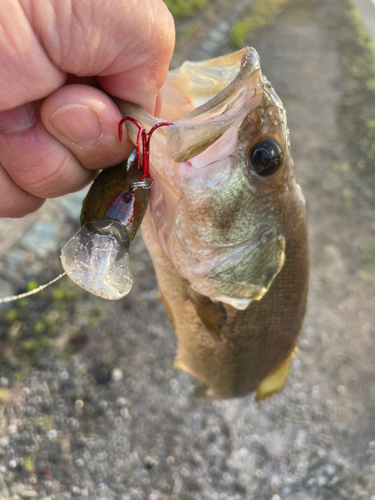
173;358;190;373
187;287;227;341
255;347;297;401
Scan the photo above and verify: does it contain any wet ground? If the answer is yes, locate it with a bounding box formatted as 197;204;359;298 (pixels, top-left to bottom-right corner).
1;0;375;498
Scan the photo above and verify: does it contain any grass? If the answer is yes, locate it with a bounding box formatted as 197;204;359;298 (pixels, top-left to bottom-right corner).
23;456;35;474
230;0;289;48
164;0;209;19
330;0;375;205
0;275;94;383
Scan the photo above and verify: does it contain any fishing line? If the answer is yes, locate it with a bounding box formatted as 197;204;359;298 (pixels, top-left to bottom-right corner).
0;272;66;304
1;119;172;304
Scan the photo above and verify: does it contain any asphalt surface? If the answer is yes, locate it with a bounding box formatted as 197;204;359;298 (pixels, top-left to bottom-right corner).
1;0;375;499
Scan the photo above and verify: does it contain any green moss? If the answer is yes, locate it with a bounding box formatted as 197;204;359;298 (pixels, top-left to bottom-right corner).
231;19;252;49
164;0;209;19
33;321;46;334
52;282;78;301
177;20;200;46
26;280;39;292
0;389;9;404
230;0;289;48
8;321;22;339
5;308;19;323
357;270;372;281
20;339;42;354
23;456;35;473
332;161;351;172
331;0;375;204
360;241;375;262
343;188;354;214
14;364;31;381
27;416;55;435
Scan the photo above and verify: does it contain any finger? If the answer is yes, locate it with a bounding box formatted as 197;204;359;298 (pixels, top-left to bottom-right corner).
23;0;175;114
41;85;132;170
0;103;95;199
0;165;44;218
0;0;65;111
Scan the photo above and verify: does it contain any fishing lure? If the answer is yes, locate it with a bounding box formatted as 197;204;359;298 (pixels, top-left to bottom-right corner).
60;118;172;299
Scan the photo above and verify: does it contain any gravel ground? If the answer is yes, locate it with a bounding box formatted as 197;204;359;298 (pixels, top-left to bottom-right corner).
1;0;375;499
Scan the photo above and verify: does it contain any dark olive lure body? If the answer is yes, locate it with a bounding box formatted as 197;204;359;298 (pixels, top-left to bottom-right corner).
61;153;148;299
81;152;149;238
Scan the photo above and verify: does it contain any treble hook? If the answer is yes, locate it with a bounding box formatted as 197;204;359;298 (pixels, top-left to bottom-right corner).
118;117;173;187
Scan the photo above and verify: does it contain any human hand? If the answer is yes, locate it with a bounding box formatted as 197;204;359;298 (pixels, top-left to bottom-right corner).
0;0;174;217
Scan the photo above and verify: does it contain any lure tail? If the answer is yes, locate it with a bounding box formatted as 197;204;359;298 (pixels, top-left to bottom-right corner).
61;151;149;299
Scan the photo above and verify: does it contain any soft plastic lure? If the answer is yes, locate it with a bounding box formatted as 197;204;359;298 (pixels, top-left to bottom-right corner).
60;118;171;299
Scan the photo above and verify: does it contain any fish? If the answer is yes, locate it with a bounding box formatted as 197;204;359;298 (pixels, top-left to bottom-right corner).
65;47;309;400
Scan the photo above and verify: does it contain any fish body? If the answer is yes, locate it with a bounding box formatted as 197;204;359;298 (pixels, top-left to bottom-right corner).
113;47;308;399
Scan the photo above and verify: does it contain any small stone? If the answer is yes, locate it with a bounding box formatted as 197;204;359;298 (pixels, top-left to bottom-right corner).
98;400;108;411
337;385;346;395
180;467;190;478
47;429;57;440
75;459;85;468
0;437;9;447
166;456;175;465
74;400;84;410
325;464;335;476
9;460;17;468
59;371;69;381
144;456;159;468
120;408;130;419
112;368;123;381
317;475;327;486
19;491;37;498
81;489;89;497
148;493;167;500
71;486;80;495
116;397;129;407
271;475;281;488
0;377;9;387
21;387;31;397
7;425;17;435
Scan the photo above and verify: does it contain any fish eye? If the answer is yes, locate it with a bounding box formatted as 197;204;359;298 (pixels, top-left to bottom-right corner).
248;140;283;176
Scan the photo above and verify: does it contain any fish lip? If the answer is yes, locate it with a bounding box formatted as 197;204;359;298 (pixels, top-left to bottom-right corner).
165;48;262;163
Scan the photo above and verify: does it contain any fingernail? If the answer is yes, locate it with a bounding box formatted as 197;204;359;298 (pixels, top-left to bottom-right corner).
0;102;37;133
49;105;102;145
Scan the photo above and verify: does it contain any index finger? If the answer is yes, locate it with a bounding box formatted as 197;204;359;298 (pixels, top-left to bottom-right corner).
1;0;175;114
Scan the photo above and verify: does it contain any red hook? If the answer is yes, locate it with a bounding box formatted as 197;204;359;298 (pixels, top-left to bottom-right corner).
119;117;173;183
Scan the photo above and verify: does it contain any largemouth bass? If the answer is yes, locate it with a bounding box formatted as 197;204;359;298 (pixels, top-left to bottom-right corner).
64;47;309;400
